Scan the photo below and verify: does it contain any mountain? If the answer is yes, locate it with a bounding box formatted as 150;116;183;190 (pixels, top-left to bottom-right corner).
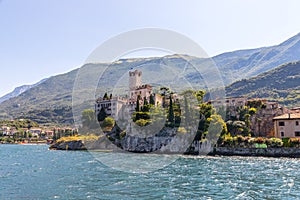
226;61;300;107
0;78;48;103
213;32;300;83
1;32;300;124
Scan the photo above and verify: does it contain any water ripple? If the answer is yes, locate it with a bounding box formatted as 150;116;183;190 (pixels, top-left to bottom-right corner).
1;145;300;199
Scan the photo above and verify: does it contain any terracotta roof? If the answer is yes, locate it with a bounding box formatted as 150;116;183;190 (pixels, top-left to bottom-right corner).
273;113;300;120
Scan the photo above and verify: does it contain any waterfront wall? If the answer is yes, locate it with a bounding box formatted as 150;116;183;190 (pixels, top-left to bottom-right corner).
212;147;300;158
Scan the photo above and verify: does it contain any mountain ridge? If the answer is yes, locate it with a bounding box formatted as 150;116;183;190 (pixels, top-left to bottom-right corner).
0;78;48;104
1;32;300;124
226;61;300;107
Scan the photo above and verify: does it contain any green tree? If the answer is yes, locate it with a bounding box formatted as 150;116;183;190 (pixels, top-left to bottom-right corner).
135;95;141;112
102;117;115;127
195;90;205;103
103;93;108;99
149;94;155;105
249;107;257;115
195;103;213;140
82;109;98;129
142;96;150;112
167;95;174;127
97;107;107;121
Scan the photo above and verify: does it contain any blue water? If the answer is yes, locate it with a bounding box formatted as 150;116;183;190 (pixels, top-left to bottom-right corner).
1;145;300;199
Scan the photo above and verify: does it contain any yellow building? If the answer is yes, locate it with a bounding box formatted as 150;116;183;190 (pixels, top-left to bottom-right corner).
273;113;300;138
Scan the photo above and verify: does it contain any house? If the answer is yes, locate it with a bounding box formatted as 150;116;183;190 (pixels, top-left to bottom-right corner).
208;97;247;108
1;125;10;135
29;128;42;137
273;113;300;138
44;130;54;137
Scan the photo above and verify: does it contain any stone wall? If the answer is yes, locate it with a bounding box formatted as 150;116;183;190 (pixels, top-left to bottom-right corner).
212;147;300;158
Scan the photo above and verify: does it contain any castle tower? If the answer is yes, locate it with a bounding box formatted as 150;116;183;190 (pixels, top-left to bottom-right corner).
129;69;142;90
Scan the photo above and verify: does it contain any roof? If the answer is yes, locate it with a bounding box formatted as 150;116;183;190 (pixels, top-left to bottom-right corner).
273;113;300;120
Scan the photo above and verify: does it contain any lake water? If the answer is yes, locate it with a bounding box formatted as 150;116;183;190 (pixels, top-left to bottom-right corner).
1;145;300;199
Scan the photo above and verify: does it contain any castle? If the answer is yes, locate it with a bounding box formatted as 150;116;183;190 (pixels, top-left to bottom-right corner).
95;69;162;120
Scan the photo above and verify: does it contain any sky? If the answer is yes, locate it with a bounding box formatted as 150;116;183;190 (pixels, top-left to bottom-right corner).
0;0;300;96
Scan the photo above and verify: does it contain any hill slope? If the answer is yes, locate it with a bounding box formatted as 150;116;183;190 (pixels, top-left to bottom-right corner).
2;32;300;124
226;61;300;107
0;78;47;103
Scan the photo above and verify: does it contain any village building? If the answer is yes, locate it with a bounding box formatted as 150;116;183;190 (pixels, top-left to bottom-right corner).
209;97;288;137
248;99;287;137
273;113;300;138
29;128;42;137
208;97;247;108
1;125;10;135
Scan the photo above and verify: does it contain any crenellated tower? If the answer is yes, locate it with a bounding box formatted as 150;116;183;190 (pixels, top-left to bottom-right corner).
129;69;142;90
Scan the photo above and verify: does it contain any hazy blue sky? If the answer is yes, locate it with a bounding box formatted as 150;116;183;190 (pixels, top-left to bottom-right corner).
0;0;299;96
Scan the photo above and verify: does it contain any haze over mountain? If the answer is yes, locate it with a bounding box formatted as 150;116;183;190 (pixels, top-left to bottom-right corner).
1;32;300;124
213;32;300;82
0;78;48;104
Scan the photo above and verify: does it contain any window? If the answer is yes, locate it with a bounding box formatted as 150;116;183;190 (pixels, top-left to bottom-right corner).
296;121;299;126
279;122;285;126
281;132;284;137
295;131;300;137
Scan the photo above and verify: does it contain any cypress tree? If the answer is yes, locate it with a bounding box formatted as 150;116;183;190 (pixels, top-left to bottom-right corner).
97;107;107;121
135;95;140;112
168;95;174;127
142;96;150;112
143;96;148;106
149;94;155;105
103;93;108;99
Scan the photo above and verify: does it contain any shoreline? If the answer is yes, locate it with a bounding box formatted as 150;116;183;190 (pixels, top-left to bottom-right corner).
48;139;300;158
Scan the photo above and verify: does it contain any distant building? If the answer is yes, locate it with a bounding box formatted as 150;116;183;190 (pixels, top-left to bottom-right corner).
29;128;42;137
208;97;247;107
44;130;54;137
1;125;10;135
273;113;300;138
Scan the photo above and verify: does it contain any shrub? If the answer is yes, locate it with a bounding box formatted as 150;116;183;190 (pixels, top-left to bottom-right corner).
223;136;233;147
282;137;290;147
56;135;99;143
102;117;115;127
177;127;187;134
120;131;126;139
253;137;265;144
289;138;300;147
135;119;151;127
266;138;283;147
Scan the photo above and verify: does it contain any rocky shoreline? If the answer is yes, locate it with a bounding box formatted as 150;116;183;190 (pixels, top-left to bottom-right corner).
49;137;300;158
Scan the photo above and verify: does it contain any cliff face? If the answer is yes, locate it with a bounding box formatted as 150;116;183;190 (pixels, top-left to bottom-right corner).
50;126;214;154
